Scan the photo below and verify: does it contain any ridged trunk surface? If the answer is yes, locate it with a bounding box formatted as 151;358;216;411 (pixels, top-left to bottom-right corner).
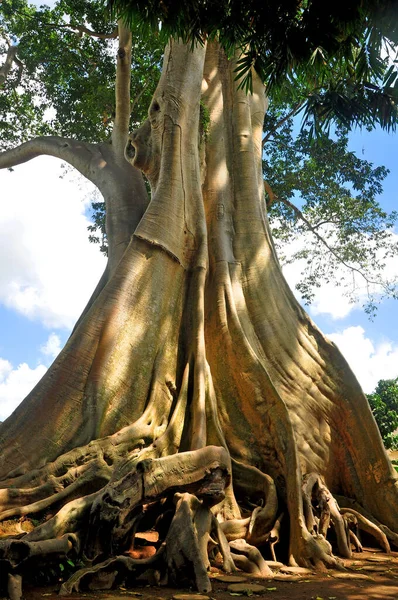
0;40;397;596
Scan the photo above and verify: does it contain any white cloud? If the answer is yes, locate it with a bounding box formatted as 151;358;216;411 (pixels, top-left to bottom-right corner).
0;157;106;329
0;359;47;422
327;326;398;393
40;332;62;360
283;261;358;319
0;359;13;382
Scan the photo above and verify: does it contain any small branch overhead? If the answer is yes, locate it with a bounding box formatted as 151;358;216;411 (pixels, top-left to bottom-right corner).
262;101;306;148
270;189;383;289
59;24;118;40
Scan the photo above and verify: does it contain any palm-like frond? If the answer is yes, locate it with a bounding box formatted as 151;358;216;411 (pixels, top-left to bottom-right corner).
107;0;398;131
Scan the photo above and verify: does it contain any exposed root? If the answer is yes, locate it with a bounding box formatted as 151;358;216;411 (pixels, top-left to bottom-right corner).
59;547;165;595
340;508;390;553
165;493;212;592
0;458;111;520
269;512;284;562
302;473;351;559
7;574;22;600
290;529;341;571
349;529;363;552
0;534;77;600
22;492;98;541
229;539;272;577
211;516;237;573
1;442;398;599
336;494;398;549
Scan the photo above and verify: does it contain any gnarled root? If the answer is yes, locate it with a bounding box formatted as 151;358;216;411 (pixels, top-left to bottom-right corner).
231;459;278;546
229;538;272;577
302;473;351;559
165;493;212;592
0;534;77;600
59;547;165;595
335;495;398;549
2;442;398;599
7;574;22;600
269;512;284;562
340;508;390;553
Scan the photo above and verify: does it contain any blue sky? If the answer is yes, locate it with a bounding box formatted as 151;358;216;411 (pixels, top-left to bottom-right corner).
0;126;397;421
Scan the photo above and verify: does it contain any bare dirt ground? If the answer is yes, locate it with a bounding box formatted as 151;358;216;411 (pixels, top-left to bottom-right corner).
19;548;398;600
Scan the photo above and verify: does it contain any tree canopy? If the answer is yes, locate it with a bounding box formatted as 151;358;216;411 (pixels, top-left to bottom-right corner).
1;0;397;313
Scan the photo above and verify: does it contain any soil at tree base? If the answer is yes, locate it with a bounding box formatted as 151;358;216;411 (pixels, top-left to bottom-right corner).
20;549;398;600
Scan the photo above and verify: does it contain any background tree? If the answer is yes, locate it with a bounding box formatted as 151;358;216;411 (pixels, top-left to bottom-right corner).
263;108;398;315
367;378;398;449
0;0;398;597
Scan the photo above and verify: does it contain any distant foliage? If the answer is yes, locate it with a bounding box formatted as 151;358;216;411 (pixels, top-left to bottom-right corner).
264;105;398;315
367;378;398;449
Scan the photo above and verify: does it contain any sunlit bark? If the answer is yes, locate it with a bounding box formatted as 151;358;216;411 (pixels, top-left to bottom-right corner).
0;38;397;598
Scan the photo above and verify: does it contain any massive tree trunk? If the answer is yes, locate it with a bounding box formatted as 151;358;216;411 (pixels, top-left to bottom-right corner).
0;38;398;598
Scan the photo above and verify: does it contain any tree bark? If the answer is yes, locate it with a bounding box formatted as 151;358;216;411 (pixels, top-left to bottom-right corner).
0;38;397;596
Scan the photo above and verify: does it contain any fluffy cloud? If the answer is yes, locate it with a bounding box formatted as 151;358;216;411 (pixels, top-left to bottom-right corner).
0;359;47;422
0;331;62;422
40;332;62;361
0;157;106;329
327;326;398;393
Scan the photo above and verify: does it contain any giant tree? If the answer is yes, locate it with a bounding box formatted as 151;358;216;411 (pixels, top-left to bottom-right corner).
1;0;398;597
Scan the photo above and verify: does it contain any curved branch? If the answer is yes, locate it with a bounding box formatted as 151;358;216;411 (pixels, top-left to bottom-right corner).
8;7;118;40
60;24;118;40
262;101;306;147
0;136;103;184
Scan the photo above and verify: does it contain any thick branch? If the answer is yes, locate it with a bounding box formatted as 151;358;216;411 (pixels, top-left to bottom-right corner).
0;136;102;184
112;22;132;156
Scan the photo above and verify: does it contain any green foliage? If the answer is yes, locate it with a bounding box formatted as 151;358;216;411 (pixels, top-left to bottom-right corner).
0;0;162;148
263;105;398;314
109;0;398;133
1;0;397;312
367;378;398;448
